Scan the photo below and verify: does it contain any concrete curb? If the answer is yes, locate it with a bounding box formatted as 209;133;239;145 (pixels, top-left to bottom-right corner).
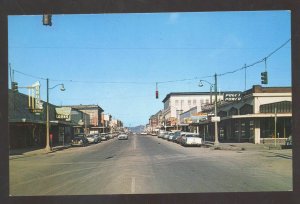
9;145;72;160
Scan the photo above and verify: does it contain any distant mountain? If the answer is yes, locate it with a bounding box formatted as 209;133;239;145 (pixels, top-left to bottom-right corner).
128;125;145;133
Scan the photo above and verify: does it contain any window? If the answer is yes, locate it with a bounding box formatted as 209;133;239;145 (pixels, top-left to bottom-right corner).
260;101;292;113
193;99;196;105
175;100;179;106
188;100;191;106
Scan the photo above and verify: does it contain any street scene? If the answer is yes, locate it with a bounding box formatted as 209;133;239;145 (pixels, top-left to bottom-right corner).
10;133;292;195
8;11;292;195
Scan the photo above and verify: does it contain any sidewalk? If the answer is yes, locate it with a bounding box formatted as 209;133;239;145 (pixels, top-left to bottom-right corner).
9;144;72;159
203;142;285;151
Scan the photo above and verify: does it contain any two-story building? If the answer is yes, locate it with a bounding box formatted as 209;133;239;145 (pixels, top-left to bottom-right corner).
161;92;238;130
66;105;104;134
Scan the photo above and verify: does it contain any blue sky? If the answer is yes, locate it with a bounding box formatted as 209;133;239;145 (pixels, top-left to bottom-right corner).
8;11;291;126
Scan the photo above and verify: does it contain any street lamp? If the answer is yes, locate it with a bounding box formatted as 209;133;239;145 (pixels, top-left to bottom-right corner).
199;73;219;145
45;78;65;152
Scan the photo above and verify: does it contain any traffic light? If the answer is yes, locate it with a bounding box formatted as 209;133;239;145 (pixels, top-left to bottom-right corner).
11;81;18;92
43;14;52;26
155;90;159;99
261;71;268;84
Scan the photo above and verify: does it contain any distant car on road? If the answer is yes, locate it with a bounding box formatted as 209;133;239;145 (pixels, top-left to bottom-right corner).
141;132;147;135
71;134;89;147
118;134;128;140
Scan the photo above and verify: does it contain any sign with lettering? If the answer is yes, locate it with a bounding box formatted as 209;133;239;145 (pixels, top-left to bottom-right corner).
55;107;71;121
224;92;242;101
191;113;208;122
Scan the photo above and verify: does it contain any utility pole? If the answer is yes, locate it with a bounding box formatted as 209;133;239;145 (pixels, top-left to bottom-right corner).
45;78;51;152
214;73;219;145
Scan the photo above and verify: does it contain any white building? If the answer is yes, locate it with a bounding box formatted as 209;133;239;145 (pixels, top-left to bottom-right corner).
161;92;235;127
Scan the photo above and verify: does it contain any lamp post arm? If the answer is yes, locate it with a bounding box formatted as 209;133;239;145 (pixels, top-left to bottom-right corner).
200;79;214;86
49;83;64;90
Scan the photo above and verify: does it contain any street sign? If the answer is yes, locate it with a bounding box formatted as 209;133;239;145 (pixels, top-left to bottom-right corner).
211;116;220;122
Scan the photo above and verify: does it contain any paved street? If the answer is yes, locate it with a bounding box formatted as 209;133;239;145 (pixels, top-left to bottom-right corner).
9;134;292;196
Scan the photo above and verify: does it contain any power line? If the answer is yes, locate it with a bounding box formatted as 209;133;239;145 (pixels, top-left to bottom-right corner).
13;68;154;84
218;39;291;77
13;69;47;80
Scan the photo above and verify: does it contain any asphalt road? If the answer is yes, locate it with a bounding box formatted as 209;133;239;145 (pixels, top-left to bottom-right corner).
9;134;292;195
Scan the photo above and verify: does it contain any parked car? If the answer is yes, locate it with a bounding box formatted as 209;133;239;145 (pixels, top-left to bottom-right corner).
181;133;202;147
163;132;170;140
167;132;175;141
176;132;189;144
118;133;128;140
158;131;167;138
100;133;108;141
171;131;181;142
151;132;158;136
86;134;100;144
108;133;114;139
93;134;101;142
71;134;89;147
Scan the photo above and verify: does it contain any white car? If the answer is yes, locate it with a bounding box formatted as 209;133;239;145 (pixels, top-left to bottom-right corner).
86;135;98;144
118;134;128;140
181;133;202;147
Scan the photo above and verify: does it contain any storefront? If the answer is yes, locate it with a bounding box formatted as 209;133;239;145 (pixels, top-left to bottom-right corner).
191;85;292;144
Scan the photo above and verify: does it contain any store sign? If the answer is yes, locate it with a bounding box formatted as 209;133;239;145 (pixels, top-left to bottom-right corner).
184;118;193;124
29;81;44;114
191;113;208;122
55;107;71;120
224;92;242;101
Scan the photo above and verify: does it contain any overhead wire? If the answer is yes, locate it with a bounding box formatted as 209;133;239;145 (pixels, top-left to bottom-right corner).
11;38;290;85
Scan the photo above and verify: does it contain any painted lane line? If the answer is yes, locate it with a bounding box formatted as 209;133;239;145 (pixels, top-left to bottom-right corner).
131;177;136;193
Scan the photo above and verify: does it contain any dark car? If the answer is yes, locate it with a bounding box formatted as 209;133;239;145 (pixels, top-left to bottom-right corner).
71;134;89;147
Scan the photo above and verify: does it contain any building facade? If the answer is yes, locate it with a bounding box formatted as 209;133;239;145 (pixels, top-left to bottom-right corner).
66;105;104;134
9;90;89;149
161;92;237;130
196;85;292;144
